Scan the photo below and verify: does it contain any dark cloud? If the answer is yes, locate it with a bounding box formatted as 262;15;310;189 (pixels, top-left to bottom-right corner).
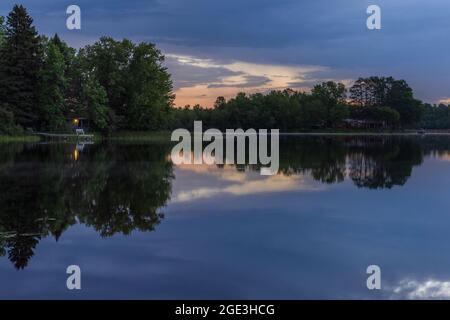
207;75;272;88
1;0;449;102
165;56;242;89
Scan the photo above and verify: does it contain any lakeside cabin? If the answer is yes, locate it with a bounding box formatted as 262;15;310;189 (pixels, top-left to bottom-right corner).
68;117;90;133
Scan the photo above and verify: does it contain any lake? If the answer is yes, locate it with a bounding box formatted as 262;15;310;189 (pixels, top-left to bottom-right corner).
1;135;450;299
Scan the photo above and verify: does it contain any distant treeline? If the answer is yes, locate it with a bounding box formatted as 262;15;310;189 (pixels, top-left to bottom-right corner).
174;77;450;131
0;5;449;135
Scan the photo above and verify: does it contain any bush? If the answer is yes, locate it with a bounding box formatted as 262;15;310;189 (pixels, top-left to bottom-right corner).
0;106;23;135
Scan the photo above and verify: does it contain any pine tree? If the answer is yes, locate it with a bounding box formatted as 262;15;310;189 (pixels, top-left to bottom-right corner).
0;15;13;134
0;5;42;129
50;34;81;118
0;16;6;47
38;40;66;131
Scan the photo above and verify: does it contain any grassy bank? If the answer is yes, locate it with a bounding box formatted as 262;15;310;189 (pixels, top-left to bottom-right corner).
105;131;172;143
2;129;443;145
104;129;440;141
0;135;40;143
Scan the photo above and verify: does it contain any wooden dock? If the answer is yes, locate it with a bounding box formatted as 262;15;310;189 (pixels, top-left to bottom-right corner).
33;132;94;140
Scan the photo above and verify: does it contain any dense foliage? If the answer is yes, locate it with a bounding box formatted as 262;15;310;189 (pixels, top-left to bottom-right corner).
0;5;174;134
421;103;450;129
0;5;448;134
172;79;433;131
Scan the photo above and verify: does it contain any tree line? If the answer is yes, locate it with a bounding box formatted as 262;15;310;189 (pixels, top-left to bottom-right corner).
174;76;449;131
1;5;449;135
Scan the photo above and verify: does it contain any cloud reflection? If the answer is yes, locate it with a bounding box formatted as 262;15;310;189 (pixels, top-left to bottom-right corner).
390;279;450;299
171;165;322;203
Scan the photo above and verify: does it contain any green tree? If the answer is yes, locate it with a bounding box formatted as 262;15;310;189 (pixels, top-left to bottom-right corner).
50;34;76;72
349;77;422;126
312;81;348;127
38;40;66;131
0;16;15;134
386;79;422;126
81;74;110;131
80;37;134;127
126;42;174;130
374;106;400;125
312;81;346;105
81;37;174;130
299;95;327;128
0;5;42;129
420;104;450;129
0;16;6;47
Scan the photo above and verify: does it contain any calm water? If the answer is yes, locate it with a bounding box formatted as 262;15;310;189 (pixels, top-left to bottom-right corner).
1;135;450;299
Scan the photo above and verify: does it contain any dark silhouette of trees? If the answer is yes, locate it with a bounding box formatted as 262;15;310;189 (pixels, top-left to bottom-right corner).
0;16;6;46
172;76;425;132
0;5;42;129
420;103;450;129
79;37;174;131
0;142;174;269
349;77;422;126
347;137;423;189
0;5;174;134
38;38;66;130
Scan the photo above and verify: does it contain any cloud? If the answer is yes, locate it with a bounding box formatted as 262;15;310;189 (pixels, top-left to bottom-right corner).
438;98;450;105
2;0;449;104
167;54;332;106
390;279;450;299
165;55;242;90
207;75;272;89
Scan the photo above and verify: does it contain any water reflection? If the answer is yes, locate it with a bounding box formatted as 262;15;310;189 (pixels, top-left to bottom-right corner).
389;279;450;299
279;136;427;189
0;142;174;269
0;135;449;270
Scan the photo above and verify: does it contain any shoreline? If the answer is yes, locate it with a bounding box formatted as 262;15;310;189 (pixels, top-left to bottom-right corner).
3;130;450;143
279;132;450;136
0;135;40;143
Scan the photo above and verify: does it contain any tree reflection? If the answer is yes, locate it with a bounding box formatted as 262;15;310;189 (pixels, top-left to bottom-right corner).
234;135;425;189
280;136;424;189
0;142;173;269
279;136;347;184
347;138;423;189
0;135;446;269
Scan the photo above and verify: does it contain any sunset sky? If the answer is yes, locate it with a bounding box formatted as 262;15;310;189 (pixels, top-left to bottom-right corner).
1;0;449;107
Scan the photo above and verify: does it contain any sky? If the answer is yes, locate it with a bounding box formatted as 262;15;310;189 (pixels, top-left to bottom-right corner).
1;0;449;107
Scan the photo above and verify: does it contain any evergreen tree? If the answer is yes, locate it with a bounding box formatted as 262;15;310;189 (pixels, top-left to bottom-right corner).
0;16;13;134
0;16;6;47
38;40;66;131
0;5;42;129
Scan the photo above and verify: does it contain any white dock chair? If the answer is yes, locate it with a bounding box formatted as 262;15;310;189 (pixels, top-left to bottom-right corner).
75;129;85;135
